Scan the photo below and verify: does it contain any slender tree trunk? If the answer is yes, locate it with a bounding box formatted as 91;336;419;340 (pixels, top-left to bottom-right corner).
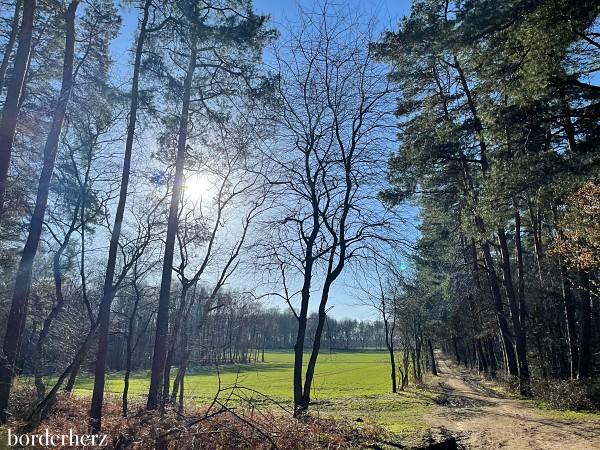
64;357;81;393
476;339;488;373
178;370;185;412
481;238;519;377
123;270;143;417
301;268;341;411
171;348;189;404
514;207;526;320
486;338;497;378
89;1;151;432
147;34;197;411
452;335;461;365
0;0;23;94
293;254;314;415
577;270;592;379
0;1;77;422
28;316;97;424
560;264;579;379
497;227;530;395
162;285;188;404
33;214;79;399
383;318;397;392
0;0;35;217
428;339;438;376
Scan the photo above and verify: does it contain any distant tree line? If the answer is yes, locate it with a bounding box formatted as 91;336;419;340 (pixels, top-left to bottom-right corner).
16;285;385;375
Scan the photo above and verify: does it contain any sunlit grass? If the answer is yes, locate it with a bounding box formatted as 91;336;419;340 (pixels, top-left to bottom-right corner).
67;350;439;435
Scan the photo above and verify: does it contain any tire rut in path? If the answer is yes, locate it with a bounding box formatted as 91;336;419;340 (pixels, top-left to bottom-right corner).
425;359;600;450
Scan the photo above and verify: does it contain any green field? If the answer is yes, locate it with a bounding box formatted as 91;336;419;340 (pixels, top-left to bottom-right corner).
71;350;439;434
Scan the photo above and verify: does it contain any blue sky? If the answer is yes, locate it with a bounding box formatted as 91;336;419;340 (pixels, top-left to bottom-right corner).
111;0;412;79
109;0;414;321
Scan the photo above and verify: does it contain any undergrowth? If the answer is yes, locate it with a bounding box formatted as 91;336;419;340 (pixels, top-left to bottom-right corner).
2;387;389;449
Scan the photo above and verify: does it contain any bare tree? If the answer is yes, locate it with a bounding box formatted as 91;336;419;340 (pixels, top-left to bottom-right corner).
260;4;399;414
354;257;403;393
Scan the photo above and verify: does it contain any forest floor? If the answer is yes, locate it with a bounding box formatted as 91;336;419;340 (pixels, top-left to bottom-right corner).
423;357;600;449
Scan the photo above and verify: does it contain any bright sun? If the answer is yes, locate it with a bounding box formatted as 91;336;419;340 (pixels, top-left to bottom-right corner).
184;173;213;202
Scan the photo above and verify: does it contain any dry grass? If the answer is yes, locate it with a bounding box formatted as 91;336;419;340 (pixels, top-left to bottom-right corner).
3;387;387;449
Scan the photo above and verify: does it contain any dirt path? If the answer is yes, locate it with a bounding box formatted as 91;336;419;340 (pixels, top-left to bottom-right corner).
425;359;600;449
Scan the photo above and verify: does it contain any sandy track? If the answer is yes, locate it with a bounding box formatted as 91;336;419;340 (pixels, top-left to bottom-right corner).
425;359;600;449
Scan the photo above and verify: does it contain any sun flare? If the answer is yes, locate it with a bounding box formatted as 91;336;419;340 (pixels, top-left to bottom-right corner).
184;173;213;202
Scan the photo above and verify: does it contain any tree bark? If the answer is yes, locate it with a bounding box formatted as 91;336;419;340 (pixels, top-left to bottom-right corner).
0;0;35;217
146;33;197;411
0;1;77;423
89;0;151;432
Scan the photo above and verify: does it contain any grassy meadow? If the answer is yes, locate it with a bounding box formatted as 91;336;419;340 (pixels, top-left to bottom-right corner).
69;350;439;434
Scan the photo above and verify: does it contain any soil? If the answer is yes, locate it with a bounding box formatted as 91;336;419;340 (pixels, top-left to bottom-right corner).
425;359;600;450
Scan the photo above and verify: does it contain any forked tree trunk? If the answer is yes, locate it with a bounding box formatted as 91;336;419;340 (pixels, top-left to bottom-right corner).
0;0;35;218
0;1;78;422
89;0;152;432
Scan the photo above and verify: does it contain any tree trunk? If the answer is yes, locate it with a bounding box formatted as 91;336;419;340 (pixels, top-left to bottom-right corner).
385;324;397;392
452;335;461;365
486;338;497;378
428;339;438;376
301;264;342;411
64;357;81;393
514;207;526;320
0;1;78;423
293;253;315;415
497;227;530;395
89;0;151;432
146;33;197;411
162;285;188;404
481;238;519;377
28;317;97;424
577;270;592;379
476;339;488;374
0;0;35;217
560;264;579;379
0;0;23;94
